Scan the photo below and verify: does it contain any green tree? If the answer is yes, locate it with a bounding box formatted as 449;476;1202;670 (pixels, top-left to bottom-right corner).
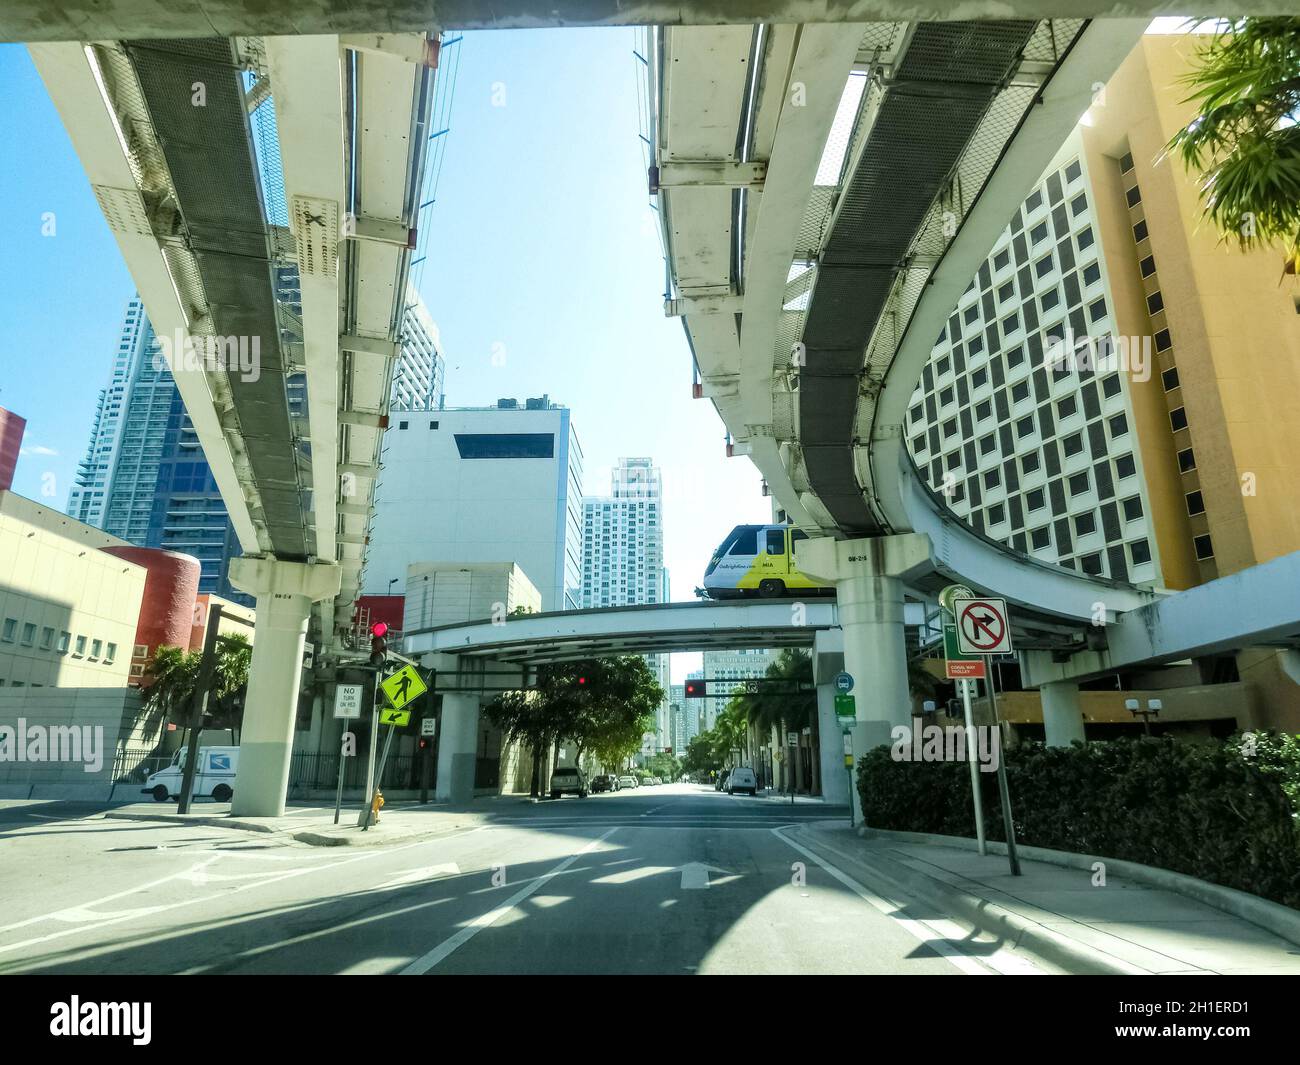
485;655;662;795
682;733;720;776
1166;18;1300;270
136;634;252;742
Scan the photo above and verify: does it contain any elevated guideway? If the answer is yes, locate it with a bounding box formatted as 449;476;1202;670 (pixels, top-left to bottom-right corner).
653;17;1155;633
3;1;1291;44
647;16;1300;794
30;33;439;814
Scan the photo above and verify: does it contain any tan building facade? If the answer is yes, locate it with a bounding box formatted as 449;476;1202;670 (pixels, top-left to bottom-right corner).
0;490;145;689
906;32;1300;733
1079;34;1300;729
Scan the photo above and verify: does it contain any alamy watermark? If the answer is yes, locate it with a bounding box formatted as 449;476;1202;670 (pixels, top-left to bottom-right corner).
890;716;1001;773
152;329;262;382
1042;329;1153;383
0;719;104;773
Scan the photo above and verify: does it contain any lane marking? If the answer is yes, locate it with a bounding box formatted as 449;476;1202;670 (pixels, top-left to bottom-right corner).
400;828;619;975
0;827;490;959
771;826;997;976
797;832;1046;976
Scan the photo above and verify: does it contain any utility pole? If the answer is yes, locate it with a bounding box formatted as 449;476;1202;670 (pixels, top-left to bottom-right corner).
178;602;223;815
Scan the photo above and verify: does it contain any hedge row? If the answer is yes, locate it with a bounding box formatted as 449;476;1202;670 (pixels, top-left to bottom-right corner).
857;732;1300;909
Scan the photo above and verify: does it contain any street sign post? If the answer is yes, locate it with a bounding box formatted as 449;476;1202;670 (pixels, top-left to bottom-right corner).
420;717;436;737
947;589;1021;876
834;693;856;720
958;677;987;855
984;656;1021;876
843;730;854;827
333;682;365;825
834;671;854;694
361;663;429;830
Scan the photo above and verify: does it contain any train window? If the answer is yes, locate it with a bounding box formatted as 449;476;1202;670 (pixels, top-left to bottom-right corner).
728;528;759;555
766;530;786;555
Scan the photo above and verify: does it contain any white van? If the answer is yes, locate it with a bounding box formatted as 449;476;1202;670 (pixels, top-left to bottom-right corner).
142;746;238;803
726;767;758;796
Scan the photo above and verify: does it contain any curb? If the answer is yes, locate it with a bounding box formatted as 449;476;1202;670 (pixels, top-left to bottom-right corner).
858;826;1300;951
799;826;1149;975
106;809;481;847
109;811;278;834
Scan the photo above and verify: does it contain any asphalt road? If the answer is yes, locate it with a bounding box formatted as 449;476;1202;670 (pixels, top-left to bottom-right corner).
0;785;1035;975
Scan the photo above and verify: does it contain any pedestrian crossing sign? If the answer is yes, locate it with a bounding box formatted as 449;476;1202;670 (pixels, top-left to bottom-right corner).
379;707;411;727
380;664;426;710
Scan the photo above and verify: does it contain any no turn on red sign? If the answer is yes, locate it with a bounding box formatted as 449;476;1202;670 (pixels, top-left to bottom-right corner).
955;598;1014;656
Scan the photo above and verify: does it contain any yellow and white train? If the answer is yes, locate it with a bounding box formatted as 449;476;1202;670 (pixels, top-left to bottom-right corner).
700;524;834;599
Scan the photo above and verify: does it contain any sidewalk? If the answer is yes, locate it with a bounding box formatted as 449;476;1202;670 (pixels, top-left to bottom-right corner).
107;798;494;847
797;823;1300;975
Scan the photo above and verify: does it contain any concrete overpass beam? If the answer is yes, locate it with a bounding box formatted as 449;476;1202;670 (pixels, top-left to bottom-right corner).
1041;680;1086;748
228;558;341;817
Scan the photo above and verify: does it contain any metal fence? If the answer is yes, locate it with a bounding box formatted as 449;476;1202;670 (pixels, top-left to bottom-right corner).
287;751;425;792
112;747;174;786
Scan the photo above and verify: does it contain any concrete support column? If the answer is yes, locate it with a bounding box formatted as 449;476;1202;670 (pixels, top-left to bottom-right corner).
436;692;481;804
228;557;340;817
1041;680;1086;747
799;533;933;823
815;682;847;804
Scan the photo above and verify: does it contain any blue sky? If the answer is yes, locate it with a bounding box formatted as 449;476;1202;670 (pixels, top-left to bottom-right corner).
0;30;772;682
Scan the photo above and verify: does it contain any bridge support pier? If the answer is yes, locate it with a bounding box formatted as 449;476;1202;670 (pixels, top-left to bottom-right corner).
800;534;933;822
228;557;341;817
1041;680;1086;747
436;692;481;804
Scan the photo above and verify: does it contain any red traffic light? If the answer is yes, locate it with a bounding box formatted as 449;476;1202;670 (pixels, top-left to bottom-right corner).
370;621;388;637
685;681;707;698
577;676;587;686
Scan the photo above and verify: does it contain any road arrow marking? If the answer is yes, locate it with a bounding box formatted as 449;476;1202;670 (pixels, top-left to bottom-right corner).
679;862;731;890
381;862;461;888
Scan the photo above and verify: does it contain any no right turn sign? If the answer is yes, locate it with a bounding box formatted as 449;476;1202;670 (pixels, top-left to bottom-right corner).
955;598;1013;656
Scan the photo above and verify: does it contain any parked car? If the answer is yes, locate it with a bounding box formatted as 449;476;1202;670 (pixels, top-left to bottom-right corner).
726;766;758;796
714;771;729;792
618;774;638;789
143;746;238;803
550;766;588;799
591;774;619;793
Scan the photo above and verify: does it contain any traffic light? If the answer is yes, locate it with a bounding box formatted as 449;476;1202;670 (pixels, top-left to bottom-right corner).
684;680;707;698
369;621;388;669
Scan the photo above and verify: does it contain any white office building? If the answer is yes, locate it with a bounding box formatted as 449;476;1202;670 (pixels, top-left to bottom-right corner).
580;458;671;752
579;458;666;609
366;397;584;611
391;283;446;413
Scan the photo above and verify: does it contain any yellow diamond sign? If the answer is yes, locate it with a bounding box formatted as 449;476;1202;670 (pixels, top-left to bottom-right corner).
380;664;426;711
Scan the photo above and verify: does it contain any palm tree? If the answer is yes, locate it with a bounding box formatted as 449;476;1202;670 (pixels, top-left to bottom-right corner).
136;635;252;742
1166;18;1300;271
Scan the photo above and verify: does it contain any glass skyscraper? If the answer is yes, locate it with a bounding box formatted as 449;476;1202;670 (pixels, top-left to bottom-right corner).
70;290;447;605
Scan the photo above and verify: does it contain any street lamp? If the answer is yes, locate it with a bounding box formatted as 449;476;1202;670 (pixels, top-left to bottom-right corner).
1125;697;1162;735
